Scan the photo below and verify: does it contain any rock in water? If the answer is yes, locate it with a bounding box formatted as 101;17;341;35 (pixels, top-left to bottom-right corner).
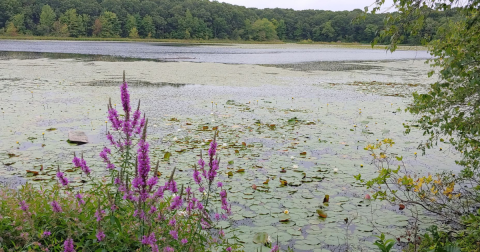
68;131;88;144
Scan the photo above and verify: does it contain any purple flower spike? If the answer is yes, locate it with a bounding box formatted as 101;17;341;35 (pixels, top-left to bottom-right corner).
96;231;106;242
169;195;183;210
63;238;75;252
56;171;69;187
42;231;51;237
50;201;63;213
169;230;178;240
270;245;279;252
181;238;188;245
163;247;174;252
75;193;85;206
193;169;202;184
120;81;131;117
217;182;223;188
19;200;29;212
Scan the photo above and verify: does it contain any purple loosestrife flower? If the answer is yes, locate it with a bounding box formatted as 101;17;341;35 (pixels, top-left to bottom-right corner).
79;159;91;175
131;108;141;132
95;209;105;222
226;247;232;252
168;218;176;226
149;205;157;214
193;169;202;184
170;195;183;210
96;231;106;242
135;116;145;135
217;182;223;187
181;238;188;245
72;154;82;168
197;202;204;210
141;232;157;245
120;81;131;119
50;201;62;213
56;171;69;187
208;140;217;157
19;200;29;212
151;244;159;252
107;106;122;131
169;230;178;240
75;193;85;206
106;133;116;146
63;238;75;252
166;180;177;193
42;231;51;237
99;147;115;170
270;245;279;252
163;247;174;252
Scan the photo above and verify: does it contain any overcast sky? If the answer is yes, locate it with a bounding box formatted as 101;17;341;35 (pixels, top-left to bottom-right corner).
217;0;395;11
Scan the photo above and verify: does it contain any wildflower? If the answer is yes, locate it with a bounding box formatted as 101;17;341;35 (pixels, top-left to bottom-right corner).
219;229;225;237
270;245;279;252
120;81;131;119
149;205;157;214
63;238;75;252
169;218;176;226
50;201;63;213
181;238;188;244
284;209;289;214
19;200;29;212
56;171;69;187
197;202;204;210
163;247;174;252
193;168;202;184
170;195;183;210
141;232;157;245
169;230;178;240
96;231;106;241
42;231;51;237
226;247;232;252
75;193;85;206
333;168;338;173
95;209;105;222
217;182;223;187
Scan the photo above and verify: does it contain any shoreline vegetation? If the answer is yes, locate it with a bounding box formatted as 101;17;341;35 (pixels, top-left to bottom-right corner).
0;36;427;51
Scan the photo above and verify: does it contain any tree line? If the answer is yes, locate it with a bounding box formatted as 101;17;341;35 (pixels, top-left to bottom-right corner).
0;0;462;43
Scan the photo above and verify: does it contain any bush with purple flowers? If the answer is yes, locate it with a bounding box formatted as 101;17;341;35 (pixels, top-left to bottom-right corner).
0;78;238;251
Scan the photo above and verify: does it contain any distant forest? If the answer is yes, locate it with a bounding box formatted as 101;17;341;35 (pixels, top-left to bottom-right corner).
0;0;462;44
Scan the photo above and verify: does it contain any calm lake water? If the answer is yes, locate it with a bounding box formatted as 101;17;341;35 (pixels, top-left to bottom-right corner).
0;41;450;251
0;40;431;64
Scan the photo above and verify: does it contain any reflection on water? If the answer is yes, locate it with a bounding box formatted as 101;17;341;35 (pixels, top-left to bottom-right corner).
0;40;431;64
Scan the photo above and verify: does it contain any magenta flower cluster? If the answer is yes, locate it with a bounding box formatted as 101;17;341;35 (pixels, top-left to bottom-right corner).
50;79;231;251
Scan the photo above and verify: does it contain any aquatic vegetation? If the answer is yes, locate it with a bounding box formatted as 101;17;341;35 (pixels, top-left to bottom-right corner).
0;79;234;251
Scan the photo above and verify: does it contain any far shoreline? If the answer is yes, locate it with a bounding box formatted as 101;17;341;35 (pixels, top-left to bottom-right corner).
0;36;428;51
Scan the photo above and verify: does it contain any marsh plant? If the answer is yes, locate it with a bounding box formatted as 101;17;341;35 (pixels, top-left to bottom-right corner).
0;78;235;251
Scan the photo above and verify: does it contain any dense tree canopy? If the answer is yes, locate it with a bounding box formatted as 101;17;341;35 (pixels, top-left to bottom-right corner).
0;0;463;43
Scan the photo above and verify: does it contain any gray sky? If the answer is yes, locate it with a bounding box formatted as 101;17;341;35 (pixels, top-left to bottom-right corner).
217;0;395;11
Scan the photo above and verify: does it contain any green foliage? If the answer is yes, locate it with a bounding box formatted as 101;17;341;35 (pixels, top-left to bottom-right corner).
38;5;56;35
96;11;120;38
59;9;84;37
251;18;278;41
373;233;395;252
0;0;463;42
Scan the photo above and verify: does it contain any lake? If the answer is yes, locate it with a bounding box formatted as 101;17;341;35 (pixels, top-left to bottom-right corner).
0;41;456;252
0;40;431;64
